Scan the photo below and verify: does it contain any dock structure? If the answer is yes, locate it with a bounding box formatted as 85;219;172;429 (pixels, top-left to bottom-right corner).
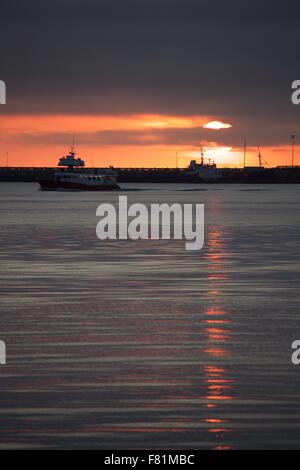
0;166;300;183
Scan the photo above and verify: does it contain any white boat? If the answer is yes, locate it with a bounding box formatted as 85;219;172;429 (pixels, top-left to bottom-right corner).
38;147;119;191
186;148;222;182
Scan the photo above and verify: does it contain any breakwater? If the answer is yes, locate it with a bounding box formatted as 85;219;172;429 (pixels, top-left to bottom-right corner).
1;166;300;183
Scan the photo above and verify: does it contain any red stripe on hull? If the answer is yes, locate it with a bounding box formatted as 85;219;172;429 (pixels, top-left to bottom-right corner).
39;179;119;191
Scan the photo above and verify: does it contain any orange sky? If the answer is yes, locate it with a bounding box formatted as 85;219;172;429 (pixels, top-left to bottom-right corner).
0;114;296;168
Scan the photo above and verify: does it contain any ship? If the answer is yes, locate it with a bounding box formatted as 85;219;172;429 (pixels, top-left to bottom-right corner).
186;148;222;182
38;147;119;191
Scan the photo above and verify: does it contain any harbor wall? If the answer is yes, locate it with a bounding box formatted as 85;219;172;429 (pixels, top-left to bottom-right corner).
0;167;300;183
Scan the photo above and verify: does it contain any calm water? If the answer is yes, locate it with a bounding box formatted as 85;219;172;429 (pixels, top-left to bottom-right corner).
0;182;300;449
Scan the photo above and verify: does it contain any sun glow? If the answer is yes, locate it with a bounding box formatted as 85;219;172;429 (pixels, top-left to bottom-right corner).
141;115;209;129
0;114;293;168
203;121;232;130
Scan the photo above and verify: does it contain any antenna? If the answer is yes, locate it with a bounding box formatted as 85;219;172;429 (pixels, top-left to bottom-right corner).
200;147;204;165
291;134;296;167
243;137;247;168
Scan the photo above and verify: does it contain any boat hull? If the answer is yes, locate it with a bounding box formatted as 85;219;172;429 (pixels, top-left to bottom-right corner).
39;179;120;191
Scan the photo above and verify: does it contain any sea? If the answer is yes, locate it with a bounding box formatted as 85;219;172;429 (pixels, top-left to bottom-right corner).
0;182;299;449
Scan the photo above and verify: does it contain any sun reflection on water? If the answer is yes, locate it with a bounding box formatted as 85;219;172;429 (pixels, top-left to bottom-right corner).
202;228;235;450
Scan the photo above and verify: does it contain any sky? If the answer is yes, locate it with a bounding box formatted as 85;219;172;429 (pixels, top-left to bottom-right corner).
0;0;299;168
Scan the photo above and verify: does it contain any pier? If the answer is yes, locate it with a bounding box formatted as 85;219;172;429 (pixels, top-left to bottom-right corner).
0;166;300;183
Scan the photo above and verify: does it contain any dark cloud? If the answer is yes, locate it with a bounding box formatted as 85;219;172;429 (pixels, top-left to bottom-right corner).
0;0;299;147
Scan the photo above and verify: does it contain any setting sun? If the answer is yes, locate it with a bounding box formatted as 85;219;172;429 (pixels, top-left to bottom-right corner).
203;121;232;130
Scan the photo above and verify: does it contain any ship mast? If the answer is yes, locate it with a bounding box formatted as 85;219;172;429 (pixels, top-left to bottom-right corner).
257;141;269;168
257;143;262;168
70;134;75;156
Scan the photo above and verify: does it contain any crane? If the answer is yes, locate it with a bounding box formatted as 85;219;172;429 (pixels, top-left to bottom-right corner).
257;142;269;168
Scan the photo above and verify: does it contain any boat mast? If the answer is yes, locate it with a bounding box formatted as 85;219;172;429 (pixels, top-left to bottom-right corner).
71;134;75;155
257;143;262;168
257;141;269;168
